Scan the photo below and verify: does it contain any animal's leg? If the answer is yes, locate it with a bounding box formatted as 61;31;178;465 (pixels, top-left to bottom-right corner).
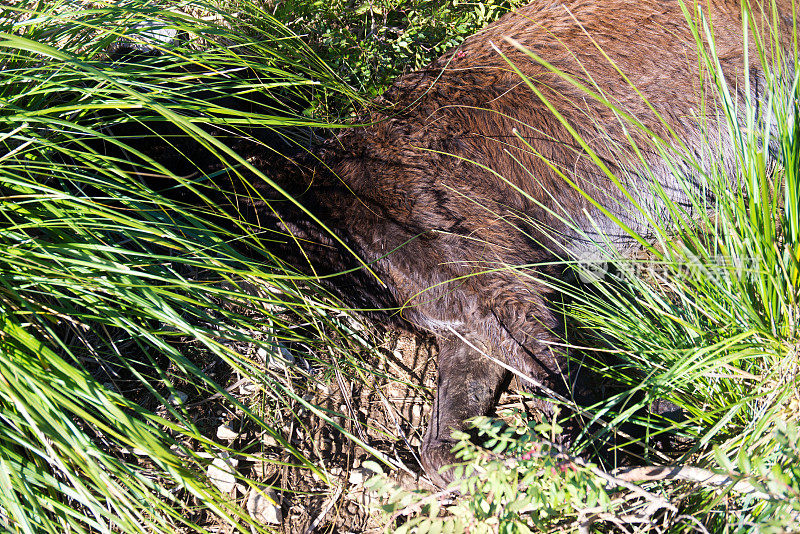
421;334;506;487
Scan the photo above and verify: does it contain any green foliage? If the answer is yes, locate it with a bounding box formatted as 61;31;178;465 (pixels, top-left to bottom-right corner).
0;1;370;531
559;0;800;460
719;421;800;530
2;0;799;531
367;413;800;532
366;411;612;534
250;0;525;113
0;0;525;530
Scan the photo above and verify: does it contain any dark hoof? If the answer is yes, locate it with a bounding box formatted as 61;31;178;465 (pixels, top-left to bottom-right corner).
421;441;461;488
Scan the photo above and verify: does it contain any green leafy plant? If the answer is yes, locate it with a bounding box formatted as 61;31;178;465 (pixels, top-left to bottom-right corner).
367;411;615;533
367;412;800;532
243;0;525;114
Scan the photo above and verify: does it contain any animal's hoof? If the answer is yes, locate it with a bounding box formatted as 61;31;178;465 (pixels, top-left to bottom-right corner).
421;439;488;488
420;441;461;488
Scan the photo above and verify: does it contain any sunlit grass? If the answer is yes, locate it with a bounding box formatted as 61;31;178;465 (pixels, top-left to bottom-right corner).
2;0;798;531
534;0;800;526
0;1;378;532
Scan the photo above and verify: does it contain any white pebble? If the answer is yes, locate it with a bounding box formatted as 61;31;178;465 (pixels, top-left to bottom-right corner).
239;381;258;395
216;424;238;441
349;469;365;485
262;433;279;447
207;455;238;494
247;487;282;525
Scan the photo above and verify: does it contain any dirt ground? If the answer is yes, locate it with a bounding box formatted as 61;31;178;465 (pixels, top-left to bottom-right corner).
185;322;545;534
154;324;444;534
261;330;440;533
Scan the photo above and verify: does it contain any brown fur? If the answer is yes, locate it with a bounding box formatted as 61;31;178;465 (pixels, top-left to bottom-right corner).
221;0;795;486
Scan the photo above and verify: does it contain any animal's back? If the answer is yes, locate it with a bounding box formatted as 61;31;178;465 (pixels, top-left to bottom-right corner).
333;0;791;248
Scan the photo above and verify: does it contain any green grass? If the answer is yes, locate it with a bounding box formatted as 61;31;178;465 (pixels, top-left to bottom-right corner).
0;0;517;531
0;1;371;531
1;0;798;532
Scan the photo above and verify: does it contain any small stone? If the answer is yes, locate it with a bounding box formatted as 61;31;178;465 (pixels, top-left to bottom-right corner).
267;344;296;370
207;455;238;494
216;424;238;441
349;469;365;485
262;433;279;447
247;486;282;525
239;381;258;395
330;466;342;476
167;391;188;405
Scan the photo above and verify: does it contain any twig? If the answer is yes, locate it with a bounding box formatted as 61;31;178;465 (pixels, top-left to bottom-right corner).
504;441;677;515
334;362;417;478
374;383;423;473
334;367;370;445
614;465;772;500
302;484;343;534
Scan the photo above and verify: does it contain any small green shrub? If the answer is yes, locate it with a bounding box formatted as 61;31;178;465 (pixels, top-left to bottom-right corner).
241;0;525;115
366;412;800;533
